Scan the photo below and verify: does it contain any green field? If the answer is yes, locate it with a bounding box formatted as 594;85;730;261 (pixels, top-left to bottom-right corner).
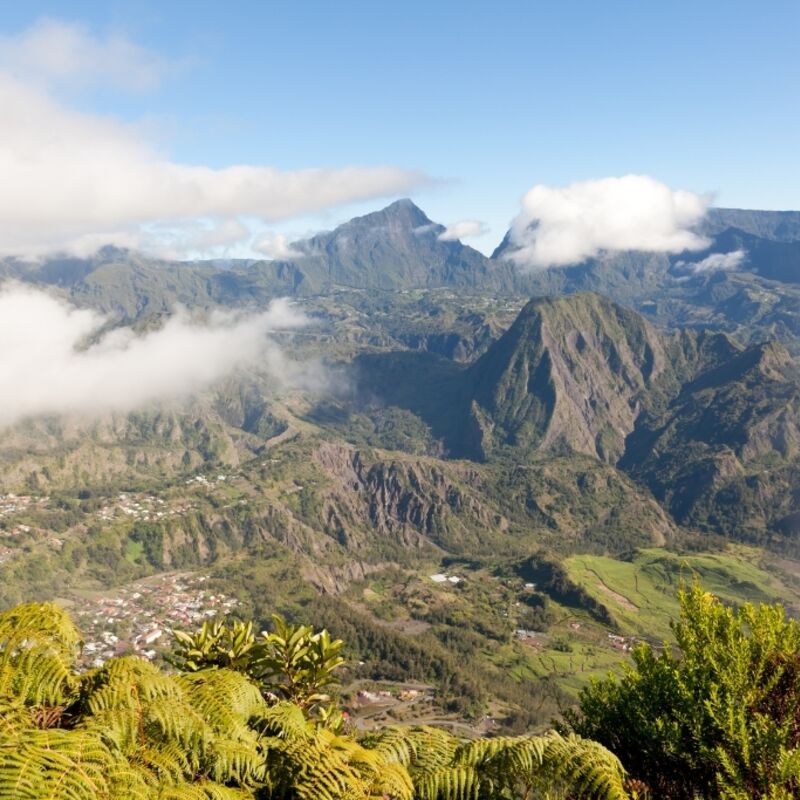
565;547;796;641
125;537;144;563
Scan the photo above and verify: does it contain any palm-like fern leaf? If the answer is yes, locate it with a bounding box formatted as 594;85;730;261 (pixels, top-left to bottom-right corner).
0;728;113;800
368;726;628;800
0;602;81;706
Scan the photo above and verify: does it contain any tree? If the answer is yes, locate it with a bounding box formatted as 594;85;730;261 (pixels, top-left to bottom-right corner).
568;584;800;799
172;614;345;716
172;618;258;672
252;614;345;712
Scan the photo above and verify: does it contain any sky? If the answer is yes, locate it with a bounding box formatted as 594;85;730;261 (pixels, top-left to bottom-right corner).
0;0;798;258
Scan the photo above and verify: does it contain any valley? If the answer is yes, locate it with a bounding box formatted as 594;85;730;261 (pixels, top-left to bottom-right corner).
1;199;799;734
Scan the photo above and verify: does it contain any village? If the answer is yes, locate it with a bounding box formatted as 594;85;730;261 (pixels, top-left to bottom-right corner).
0;492;49;519
97;491;193;523
70;572;239;668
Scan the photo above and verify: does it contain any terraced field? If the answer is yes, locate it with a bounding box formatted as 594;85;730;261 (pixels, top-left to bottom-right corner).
565;547;800;641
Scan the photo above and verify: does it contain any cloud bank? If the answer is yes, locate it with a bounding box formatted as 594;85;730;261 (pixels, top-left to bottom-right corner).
0;284;313;427
438;219;489;241
0;20;428;259
508;175;711;269
675;249;746;274
253;233;303;260
145;219;251;260
0;17;169;92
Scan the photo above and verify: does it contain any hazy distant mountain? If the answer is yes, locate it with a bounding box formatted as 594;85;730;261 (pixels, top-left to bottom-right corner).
702;208;800;242
491;207;800;351
282;198;517;291
2;199;798;353
492;207;800;261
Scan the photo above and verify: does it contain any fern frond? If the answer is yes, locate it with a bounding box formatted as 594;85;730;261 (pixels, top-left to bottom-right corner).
258;699;314;739
207;739;265;785
365;724;458;771
539;731;629;800
157;782;255;800
178;669;266;736
386;728;627;800
0;699;37;737
0;728;113;800
414;764;482;800
0;602;81;706
81;657;181;716
0;602;83;653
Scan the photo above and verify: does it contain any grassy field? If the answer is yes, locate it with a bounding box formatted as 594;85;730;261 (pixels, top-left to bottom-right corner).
338;546;800;709
125;537;144;563
565;546;798;641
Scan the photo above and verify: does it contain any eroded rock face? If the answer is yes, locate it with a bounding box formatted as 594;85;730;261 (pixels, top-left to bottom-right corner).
312;443;505;552
301;560;389;595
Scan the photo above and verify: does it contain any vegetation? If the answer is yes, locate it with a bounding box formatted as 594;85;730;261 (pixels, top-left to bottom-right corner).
568;584;800;799
564;546;784;640
1;211;800;792
0;601;628;799
173;614;345;715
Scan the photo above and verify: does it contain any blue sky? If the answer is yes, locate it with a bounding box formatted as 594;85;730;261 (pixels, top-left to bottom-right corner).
1;1;798;257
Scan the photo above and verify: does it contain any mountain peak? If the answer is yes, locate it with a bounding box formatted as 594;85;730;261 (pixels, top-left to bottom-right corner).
283;196;508;291
353;197;433;229
465;292;669;462
385;197;424;213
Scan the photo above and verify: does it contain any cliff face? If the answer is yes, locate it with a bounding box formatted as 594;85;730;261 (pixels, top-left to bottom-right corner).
464;294;672;462
310;442;676;555
313;443;505;553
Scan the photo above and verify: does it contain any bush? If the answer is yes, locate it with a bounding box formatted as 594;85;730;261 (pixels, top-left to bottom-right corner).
568;584;800;799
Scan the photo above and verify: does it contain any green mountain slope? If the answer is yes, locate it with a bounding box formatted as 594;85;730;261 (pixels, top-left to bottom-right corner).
621;341;800;542
344;291;798;544
463;294;675;462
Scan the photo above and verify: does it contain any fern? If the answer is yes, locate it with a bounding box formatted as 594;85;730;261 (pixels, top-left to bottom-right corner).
261;701;414;800
0;728;113;800
0;601;630;800
367;726;628;800
0;602;81;706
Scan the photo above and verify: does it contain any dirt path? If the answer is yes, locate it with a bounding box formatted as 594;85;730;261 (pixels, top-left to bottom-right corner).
587;571;639;612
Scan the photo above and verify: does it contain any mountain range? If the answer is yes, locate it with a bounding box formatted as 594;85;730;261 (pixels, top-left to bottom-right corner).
1;196;799;729
3;198;798;353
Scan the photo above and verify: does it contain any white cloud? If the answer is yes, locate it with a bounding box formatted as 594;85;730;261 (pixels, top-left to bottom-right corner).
0;284;315;427
0;51;426;258
412;223;439;236
0;18;169;92
675;249;746;274
438;219;489;241
143;219;251;260
253;233;302;260
508;175;711;269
